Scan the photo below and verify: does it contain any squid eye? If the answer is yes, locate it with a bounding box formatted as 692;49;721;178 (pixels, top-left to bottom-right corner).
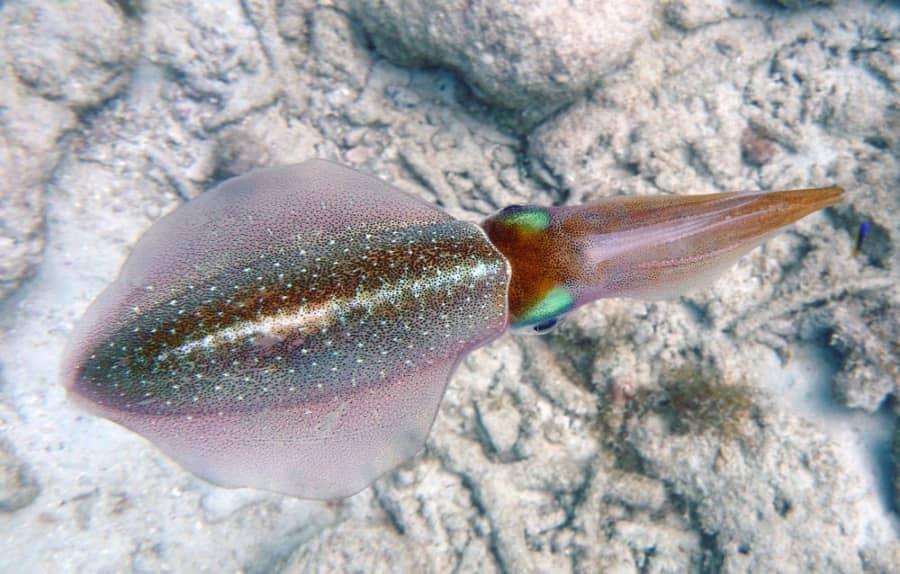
532;318;559;334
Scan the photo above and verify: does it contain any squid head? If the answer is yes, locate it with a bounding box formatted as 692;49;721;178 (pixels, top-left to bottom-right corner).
482;187;843;329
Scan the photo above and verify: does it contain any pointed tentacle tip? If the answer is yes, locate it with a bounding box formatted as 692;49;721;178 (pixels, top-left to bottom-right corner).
759;185;845;227
795;185;845;208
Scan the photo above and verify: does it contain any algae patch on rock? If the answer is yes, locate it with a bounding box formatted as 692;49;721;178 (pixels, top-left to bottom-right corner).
653;365;757;439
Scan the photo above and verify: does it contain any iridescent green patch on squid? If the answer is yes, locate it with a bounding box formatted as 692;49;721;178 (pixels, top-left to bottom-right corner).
511;284;575;329
492;205;551;234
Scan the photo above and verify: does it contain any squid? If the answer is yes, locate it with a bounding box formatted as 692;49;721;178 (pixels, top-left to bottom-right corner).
62;160;843;498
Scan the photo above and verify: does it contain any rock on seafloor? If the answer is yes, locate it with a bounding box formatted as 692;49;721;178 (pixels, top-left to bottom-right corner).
347;0;656;123
0;0;897;572
1;0;133;300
